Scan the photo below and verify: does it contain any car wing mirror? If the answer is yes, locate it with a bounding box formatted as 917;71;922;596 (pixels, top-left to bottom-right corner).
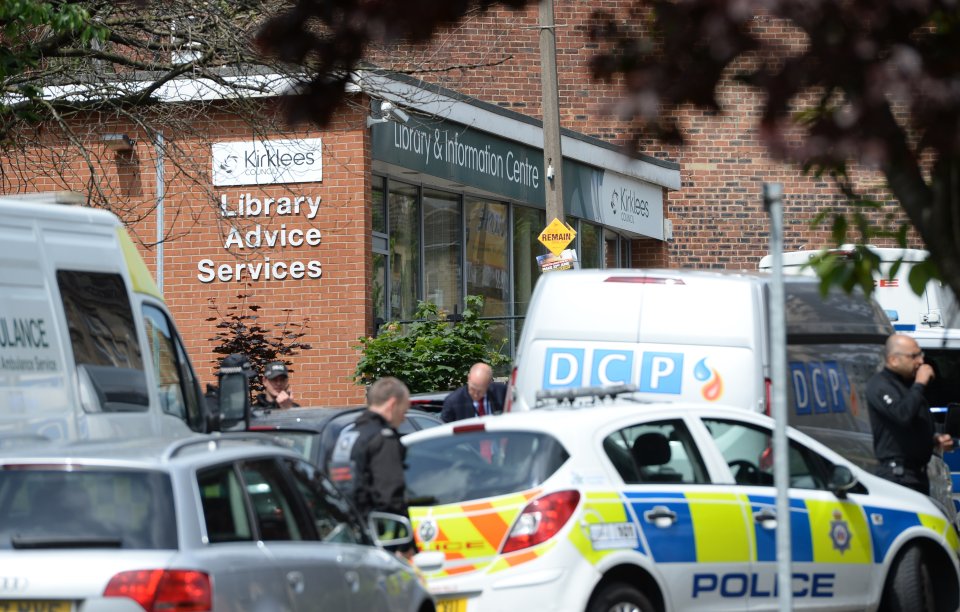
828;464;858;499
216;368;251;432
368;511;413;548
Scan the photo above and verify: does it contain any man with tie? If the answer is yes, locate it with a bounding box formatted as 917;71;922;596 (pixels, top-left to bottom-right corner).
441;362;507;423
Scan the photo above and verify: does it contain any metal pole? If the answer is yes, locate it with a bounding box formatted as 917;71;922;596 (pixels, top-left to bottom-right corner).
155;132;165;292
539;0;564;223
764;182;792;610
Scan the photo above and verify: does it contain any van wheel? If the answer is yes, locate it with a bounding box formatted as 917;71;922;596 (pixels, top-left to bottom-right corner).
587;582;655;612
882;546;935;612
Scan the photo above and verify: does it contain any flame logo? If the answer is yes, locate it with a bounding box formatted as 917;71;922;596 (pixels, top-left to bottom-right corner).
694;358;723;401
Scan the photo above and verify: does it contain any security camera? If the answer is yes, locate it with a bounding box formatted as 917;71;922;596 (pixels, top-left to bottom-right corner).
390;106;410;124
380;101;410;124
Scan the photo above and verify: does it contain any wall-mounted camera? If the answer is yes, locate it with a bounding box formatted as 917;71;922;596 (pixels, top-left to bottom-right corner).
367;100;410;128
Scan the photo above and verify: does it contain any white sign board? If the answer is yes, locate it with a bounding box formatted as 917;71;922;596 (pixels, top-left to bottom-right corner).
597;172;664;239
212;138;323;186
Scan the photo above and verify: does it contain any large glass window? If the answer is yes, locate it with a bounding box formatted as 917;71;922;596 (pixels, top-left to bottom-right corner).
604;230;620;268
512;207;546;343
467;198;510;360
423;189;462;313
579;221;601;269
389;182;421;320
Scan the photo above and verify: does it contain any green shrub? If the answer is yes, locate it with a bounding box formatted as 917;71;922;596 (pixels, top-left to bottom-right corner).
354;295;508;393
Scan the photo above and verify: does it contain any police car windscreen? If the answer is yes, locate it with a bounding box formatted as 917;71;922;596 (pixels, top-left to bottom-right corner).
405;431;569;506
0;468;177;549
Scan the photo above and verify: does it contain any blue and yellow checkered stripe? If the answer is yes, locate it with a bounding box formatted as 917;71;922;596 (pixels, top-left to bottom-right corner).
580;491;956;566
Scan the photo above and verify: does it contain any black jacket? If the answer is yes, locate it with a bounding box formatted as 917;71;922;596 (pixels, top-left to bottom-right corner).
866;367;935;468
349;410;408;519
440;382;507;423
253;392;300;411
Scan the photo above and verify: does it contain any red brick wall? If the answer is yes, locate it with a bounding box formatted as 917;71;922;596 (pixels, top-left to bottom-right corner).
1;101;372;406
375;3;916;269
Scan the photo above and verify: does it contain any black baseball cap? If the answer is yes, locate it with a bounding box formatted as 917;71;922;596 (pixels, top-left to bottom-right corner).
264;361;289;379
219;353;255;378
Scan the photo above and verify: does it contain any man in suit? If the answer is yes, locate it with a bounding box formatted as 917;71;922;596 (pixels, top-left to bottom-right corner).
441;362;507;423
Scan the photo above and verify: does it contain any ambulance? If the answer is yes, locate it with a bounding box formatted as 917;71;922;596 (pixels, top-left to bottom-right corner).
405;401;960;611
758;245;960;332
0;194;225;442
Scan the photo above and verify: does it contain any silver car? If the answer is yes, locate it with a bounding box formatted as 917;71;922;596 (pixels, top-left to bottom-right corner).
0;434;434;612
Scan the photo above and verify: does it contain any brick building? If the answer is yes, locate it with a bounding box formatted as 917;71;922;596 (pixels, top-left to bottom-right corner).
1;3;905;405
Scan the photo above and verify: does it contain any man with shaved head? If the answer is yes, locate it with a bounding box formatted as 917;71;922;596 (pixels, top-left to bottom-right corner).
441;362;507;423
867;333;953;494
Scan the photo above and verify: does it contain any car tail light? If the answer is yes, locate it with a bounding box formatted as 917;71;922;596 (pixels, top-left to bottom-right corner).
763;377;772;417
104;569;212;611
501;490;580;553
505;367;517;413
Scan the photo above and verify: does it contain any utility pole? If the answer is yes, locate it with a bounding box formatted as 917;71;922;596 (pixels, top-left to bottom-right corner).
539;0;564;223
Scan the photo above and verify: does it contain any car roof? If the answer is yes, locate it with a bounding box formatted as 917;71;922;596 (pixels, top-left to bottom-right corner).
0;433;298;469
403;402;781;446
250;406;440;432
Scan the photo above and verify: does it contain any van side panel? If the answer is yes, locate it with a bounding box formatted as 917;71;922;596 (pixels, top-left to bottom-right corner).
0;216;72;438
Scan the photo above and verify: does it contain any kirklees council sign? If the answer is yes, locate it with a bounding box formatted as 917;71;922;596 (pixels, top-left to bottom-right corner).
212;138;323;186
372;119;664;240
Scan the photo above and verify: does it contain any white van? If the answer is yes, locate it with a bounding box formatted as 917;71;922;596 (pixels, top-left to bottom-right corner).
759;246;960;331
0;194;215;442
507;269;894;466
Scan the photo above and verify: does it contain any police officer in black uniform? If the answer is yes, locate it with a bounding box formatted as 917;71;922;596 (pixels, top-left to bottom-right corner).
329;376;414;556
867;333;953;494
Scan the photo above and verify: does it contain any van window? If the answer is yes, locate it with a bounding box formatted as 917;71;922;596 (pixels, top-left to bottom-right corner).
405;431;568;506
143;304;204;430
58;270;148;412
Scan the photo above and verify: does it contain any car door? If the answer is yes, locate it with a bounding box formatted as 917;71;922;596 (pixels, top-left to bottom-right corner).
196;463;299;612
603;418;754;611
283;458;421;612
237;458;354;612
699;418;875;611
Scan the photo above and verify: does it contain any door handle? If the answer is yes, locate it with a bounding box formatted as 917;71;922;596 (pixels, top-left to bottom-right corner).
286;571;305;595
643;505;677;528
344;569;360;593
753;508;778;530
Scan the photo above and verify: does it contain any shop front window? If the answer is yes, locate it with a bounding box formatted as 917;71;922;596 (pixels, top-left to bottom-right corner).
579;221;601;269
604;230;620;269
423;189;462;314
512;206;546;343
467;198;510;364
389;182;421;320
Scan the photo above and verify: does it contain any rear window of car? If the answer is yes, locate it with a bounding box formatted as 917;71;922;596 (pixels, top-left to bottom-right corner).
0;468;177;550
405;431;568;506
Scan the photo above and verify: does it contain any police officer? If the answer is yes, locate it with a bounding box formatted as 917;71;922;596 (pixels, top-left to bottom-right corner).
867;333;953;494
327;377;414;556
253;361;299;410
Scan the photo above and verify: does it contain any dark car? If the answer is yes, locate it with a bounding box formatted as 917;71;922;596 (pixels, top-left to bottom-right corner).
249;406;443;471
408;390;452;414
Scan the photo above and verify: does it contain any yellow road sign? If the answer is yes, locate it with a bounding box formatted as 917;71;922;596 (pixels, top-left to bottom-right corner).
538;218;576;256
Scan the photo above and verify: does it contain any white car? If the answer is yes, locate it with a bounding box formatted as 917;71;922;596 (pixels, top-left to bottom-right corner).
404;400;960;612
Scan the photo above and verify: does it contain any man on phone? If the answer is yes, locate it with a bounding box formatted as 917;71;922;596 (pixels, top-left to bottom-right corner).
254;361;299;410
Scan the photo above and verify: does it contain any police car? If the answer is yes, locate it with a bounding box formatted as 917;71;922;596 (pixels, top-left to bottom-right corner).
403;399;960;612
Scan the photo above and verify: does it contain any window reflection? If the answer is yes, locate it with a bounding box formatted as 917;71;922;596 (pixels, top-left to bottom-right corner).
423;189;462;313
388;182;421;320
467;198;510;366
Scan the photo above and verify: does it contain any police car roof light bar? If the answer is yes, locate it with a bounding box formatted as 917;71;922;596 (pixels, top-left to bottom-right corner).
534;383;638;406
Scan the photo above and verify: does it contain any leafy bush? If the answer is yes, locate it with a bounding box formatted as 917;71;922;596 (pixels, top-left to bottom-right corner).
354;295;508;393
206;291;312;395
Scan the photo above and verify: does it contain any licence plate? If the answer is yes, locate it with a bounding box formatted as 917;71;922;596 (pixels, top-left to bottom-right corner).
436;598;467;612
0;603;71;612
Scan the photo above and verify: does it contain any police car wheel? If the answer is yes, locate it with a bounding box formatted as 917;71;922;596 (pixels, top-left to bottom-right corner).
587;582;654;612
882;545;935;612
